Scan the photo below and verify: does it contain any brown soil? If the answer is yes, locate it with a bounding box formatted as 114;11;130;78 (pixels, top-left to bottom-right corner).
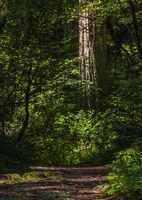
0;166;123;200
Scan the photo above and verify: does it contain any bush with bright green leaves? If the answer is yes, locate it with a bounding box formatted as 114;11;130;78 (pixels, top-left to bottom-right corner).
34;110;98;164
106;148;142;199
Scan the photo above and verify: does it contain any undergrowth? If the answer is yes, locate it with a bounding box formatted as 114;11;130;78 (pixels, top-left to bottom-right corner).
105;148;142;199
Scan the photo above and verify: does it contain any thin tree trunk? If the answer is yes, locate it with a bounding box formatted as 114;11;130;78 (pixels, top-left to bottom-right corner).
128;0;142;60
16;66;32;144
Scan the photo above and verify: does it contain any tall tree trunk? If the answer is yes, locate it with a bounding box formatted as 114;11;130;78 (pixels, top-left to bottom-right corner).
79;0;97;109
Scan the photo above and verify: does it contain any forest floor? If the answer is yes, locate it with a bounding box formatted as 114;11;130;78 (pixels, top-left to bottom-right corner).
0;166;123;200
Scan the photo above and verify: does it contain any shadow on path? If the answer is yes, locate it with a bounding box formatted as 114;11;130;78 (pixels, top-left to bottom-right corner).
0;166;113;200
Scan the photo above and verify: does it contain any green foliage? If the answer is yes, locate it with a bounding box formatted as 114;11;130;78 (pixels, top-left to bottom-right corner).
106;148;142;198
41;171;62;180
8;174;23;183
0;196;29;200
34;110;97;164
42;192;57;200
0;193;56;200
22;172;38;180
0;2;142;200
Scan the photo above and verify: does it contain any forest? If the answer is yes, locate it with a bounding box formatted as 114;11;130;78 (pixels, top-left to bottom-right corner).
0;0;142;199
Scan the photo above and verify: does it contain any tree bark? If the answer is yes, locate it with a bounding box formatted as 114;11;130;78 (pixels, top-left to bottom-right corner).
16;66;32;144
128;0;142;60
79;0;97;108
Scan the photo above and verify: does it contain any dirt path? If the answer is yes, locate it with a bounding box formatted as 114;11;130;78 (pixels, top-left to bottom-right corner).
0;166;120;200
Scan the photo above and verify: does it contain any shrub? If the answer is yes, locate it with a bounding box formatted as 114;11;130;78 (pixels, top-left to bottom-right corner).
106;148;142;199
22;172;38;180
34;110;97;164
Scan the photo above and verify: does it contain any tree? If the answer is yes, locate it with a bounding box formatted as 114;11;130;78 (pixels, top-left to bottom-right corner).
79;0;97;109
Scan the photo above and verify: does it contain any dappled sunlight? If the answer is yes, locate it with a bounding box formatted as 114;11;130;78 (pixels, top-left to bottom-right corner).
0;166;107;200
